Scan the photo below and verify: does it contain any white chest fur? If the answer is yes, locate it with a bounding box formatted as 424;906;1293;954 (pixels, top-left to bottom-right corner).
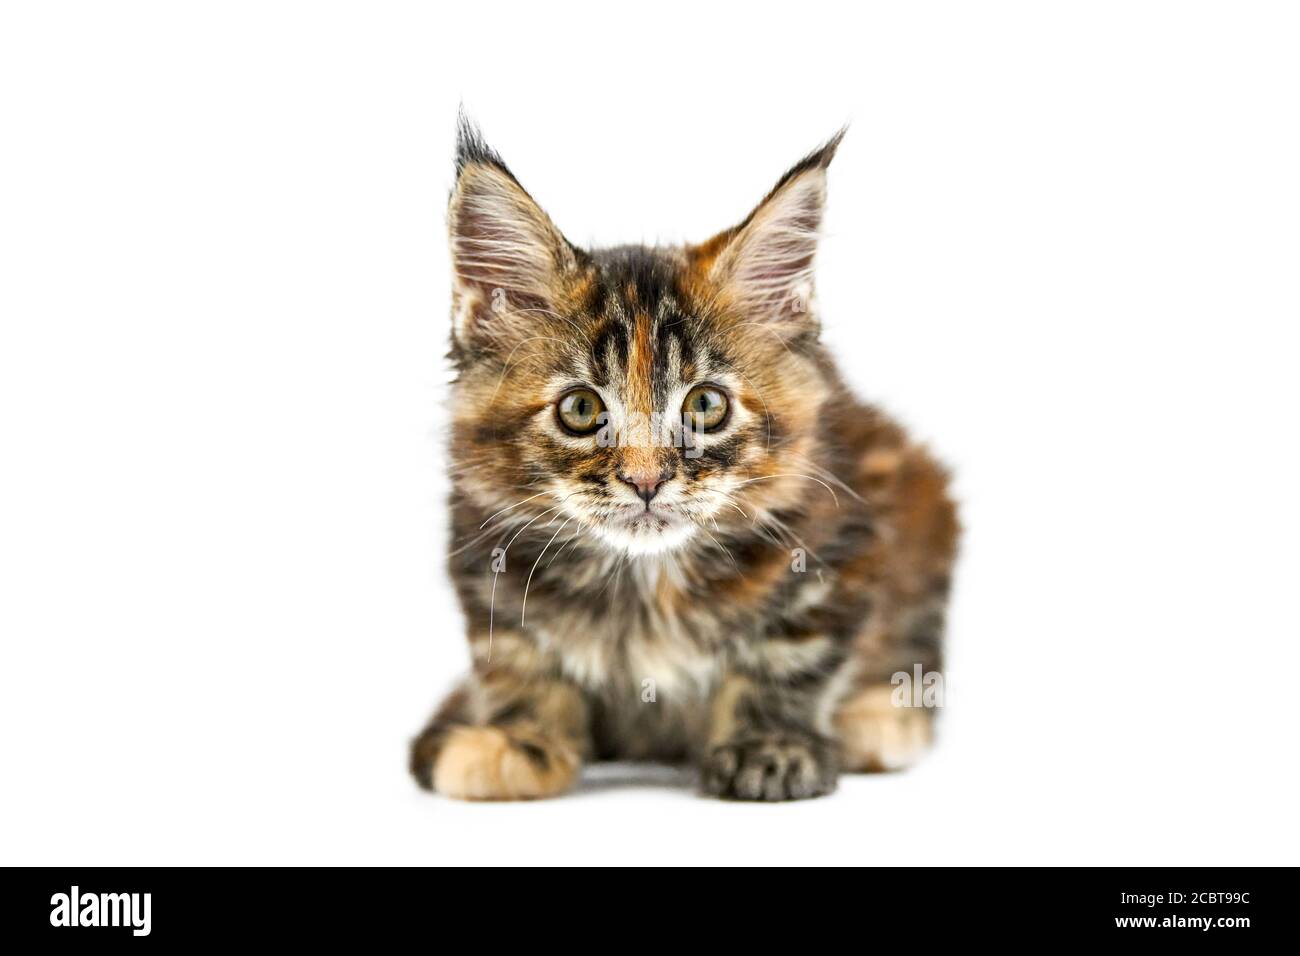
532;561;722;701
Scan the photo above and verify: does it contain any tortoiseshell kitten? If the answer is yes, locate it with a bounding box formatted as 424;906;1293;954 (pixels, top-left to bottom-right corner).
410;119;959;801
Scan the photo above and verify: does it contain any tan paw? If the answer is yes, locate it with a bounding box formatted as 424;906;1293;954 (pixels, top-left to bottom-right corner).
432;725;579;801
835;685;935;772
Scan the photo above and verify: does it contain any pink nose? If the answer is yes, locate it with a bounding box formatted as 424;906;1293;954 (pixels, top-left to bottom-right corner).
618;469;669;504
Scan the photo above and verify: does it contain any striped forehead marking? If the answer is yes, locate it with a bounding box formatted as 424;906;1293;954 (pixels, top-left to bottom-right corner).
576;246;707;398
588;302;700;400
626;312;655;415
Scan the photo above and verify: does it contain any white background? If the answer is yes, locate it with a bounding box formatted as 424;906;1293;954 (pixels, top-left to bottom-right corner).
2;1;1297;866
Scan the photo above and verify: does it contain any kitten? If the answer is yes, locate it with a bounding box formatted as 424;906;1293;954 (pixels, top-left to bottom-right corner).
410;118;959;801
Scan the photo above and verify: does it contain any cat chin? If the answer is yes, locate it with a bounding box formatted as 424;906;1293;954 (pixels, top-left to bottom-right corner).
591;520;697;557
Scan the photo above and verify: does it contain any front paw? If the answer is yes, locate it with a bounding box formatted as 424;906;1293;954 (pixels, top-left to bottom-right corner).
702;733;838;801
415;725;579;801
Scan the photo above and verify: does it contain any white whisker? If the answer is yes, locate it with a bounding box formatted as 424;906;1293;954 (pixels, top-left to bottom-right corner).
521;517;571;626
695;523;744;578
734;472;839;507
485;495;575;660
478;491;551;529
788;454;867;505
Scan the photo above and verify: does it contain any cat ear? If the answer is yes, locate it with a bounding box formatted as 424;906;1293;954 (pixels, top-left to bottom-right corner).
448;116;579;351
704;129;845;332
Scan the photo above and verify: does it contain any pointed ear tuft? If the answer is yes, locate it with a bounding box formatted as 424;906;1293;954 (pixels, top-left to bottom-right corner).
448;116;577;351
704;128;846;332
765;126;846;197
455;109;511;182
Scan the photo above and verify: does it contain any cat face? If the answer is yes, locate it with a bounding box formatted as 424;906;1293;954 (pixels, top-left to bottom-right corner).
446;121;843;556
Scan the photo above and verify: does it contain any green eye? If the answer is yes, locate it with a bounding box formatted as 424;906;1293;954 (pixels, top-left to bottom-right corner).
682;385;729;431
557;388;604;434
